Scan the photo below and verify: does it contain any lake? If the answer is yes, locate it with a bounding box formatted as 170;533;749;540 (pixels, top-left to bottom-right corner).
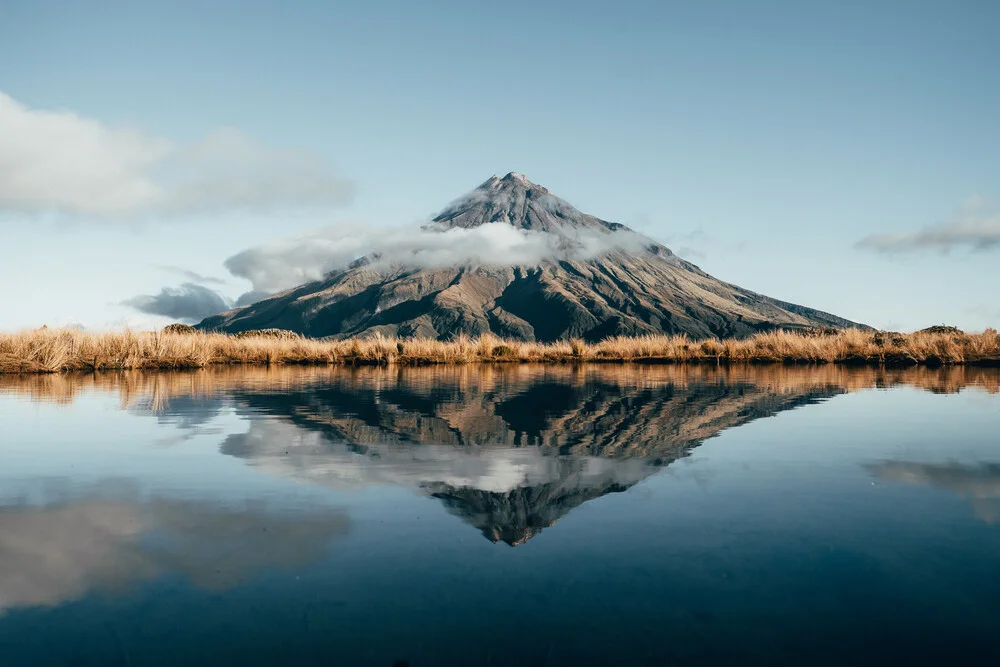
1;364;999;666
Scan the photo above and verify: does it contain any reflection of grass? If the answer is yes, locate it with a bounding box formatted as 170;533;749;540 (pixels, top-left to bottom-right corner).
1;327;998;374
1;361;997;407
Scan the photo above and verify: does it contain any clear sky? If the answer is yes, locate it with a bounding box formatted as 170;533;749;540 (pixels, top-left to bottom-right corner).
1;0;998;332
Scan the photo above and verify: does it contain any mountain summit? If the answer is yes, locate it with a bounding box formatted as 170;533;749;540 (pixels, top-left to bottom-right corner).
199;174;862;340
431;172;623;234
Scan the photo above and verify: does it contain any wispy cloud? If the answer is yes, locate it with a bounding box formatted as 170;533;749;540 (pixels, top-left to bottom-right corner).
156;265;228;286
122;283;231;323
857;197;1000;253
661;229;708;261
658;227;748;262
0;91;353;220
223;222;652;294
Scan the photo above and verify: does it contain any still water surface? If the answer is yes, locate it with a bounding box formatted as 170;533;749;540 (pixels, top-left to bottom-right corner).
1;365;999;666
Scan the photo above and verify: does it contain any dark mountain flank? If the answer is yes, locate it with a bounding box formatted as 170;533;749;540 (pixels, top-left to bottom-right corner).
199;173;861;341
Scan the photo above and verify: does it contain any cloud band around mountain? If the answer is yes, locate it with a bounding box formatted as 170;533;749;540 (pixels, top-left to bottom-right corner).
223;222;651;294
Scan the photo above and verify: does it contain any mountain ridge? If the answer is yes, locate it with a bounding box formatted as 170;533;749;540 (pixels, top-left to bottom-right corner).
199;173;863;340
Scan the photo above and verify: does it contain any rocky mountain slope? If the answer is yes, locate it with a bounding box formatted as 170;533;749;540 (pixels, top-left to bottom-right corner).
199;173;862;340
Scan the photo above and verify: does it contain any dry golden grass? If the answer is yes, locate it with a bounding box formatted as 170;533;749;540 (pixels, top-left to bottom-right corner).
0;327;998;374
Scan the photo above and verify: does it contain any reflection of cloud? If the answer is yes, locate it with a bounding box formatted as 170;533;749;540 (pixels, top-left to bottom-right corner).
0;501;149;612
869;462;1000;523
0;492;349;614
128;394;228;445
223;420;660;546
128;394;227;429
222;420;657;495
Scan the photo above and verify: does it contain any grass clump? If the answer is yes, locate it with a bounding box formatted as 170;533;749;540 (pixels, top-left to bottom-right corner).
0;327;998;375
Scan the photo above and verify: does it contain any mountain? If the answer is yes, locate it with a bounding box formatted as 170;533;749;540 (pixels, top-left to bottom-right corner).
199;173;862;340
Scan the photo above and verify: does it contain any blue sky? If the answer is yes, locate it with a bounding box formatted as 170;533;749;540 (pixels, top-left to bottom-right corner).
1;0;998;332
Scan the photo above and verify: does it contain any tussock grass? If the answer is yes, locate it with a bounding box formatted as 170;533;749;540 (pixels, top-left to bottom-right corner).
1;327;998;375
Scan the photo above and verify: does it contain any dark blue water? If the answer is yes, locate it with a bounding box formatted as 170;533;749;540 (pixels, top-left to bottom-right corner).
1;365;999;666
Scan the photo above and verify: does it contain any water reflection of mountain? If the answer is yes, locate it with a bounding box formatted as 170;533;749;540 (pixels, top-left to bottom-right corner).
428;481;631;546
218;366;847;545
20;364;990;545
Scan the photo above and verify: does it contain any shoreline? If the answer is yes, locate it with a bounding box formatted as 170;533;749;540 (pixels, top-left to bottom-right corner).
2;327;999;374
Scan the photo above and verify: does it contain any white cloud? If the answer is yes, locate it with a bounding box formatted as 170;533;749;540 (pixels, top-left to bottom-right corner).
224;222;652;293
857;197;1000;252
0;91;353;219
